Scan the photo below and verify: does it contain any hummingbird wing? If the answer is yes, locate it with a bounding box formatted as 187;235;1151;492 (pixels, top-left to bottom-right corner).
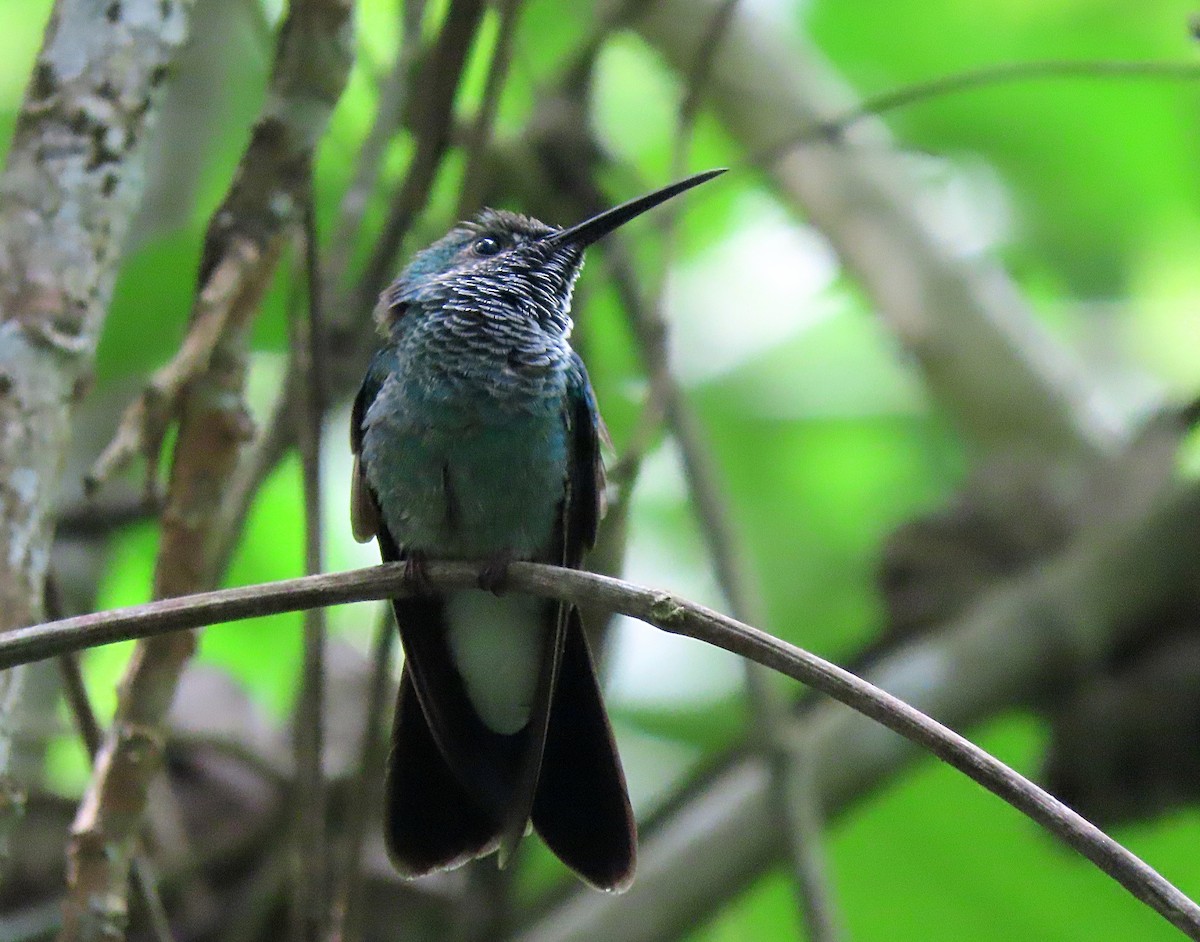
349;348;388;544
525;354;636;890
562;351;607;563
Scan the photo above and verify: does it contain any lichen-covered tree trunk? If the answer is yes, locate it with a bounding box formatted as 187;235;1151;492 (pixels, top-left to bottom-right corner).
0;0;195;856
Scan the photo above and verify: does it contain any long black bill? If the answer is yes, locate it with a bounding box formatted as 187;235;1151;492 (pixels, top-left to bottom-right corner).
546;168;726;250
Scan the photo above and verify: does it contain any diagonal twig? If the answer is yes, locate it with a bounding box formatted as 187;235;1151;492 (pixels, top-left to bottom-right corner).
649;1;841;934
325;0;426;301
350;0;488;317
633;0;1123;464
57;653;175;942
607;203;843;942
755;59;1200;161
455;0;524;217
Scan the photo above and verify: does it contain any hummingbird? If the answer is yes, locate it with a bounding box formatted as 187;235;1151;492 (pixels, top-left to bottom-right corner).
350;169;725;890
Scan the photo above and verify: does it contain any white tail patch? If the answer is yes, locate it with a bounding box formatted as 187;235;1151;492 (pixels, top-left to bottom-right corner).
444;591;546;735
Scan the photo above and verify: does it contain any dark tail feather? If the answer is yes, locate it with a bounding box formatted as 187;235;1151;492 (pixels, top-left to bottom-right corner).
532;608;636;891
379;531;523;816
384;668;501;875
498;600;567;866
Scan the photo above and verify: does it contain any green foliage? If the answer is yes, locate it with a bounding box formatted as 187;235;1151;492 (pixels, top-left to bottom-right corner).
830;716;1194;941
807;0;1200;293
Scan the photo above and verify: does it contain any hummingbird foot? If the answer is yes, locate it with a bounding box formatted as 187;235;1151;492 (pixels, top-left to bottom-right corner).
401;550;433;595
477;552;513;596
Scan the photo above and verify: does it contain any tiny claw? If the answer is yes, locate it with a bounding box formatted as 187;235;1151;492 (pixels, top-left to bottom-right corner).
402;551;432;595
477;554;512;595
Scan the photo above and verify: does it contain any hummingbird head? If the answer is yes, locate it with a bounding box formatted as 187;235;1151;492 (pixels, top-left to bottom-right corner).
375;168;726;340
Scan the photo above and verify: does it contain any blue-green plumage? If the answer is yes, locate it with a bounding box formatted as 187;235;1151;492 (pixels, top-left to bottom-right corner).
358;343;571;565
351;170;724;891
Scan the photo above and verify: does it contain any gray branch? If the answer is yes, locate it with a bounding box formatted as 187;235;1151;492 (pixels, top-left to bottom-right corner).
0;0;195;860
0;0;192;628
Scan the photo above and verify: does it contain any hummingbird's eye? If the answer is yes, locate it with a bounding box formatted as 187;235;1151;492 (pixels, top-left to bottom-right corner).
472;236;502;257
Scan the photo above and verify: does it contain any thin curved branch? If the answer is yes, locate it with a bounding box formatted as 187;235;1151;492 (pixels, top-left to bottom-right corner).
757;59;1200;160
6;552;1200;938
511;446;1200;942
